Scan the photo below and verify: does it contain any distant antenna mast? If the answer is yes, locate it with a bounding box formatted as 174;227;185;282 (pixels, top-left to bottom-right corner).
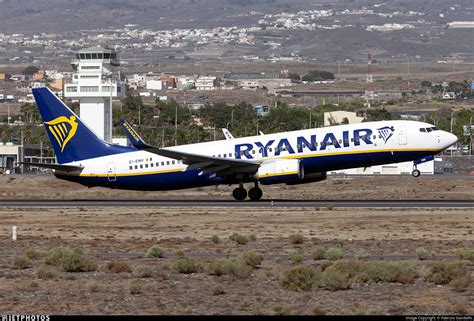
364;51;374;108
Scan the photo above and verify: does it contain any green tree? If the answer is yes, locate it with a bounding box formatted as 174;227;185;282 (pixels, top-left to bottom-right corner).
302;70;335;82
23;66;40;76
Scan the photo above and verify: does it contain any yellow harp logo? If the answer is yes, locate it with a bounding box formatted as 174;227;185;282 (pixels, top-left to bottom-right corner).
45;116;78;152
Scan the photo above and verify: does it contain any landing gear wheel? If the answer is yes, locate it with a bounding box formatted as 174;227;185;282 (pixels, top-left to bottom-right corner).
232;187;247;201
248;187;263;201
412;169;421;177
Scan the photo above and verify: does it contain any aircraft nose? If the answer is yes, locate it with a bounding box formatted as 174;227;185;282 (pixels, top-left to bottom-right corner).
443;131;458;148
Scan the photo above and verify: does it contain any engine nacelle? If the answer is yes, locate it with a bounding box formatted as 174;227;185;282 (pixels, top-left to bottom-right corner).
256;159;304;185
285;172;327;185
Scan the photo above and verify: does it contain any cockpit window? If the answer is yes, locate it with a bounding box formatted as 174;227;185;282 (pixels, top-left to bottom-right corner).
420;127;440;133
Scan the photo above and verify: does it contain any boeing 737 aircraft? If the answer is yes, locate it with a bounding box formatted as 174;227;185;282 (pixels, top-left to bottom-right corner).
24;88;457;201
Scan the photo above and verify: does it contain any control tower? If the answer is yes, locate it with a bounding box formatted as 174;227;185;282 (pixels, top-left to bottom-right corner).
64;47;126;143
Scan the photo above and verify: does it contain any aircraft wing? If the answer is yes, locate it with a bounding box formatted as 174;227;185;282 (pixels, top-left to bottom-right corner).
19;162;84;173
121;119;260;176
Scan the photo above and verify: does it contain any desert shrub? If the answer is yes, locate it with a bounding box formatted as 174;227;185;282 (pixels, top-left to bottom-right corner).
319;261;333;272
312;247;326;261
353;252;369;260
326;247;344;260
145;246;164;258
230;234;249;245
280;266;320;292
44;247;82;266
288;234;304;245
24;249;42;260
456;249;474;261
36;265;58;280
174;250;186;258
416;248;430;260
288;251;304;264
210;284;225;296
207;259;231;276
239;250;263;268
129;283;142;295
59;250;96;272
206;259;251;278
106;261;132;273
12;256;32;270
449;276;471;293
133;266;153;278
323;267;351;291
454;303;468;315
171;257;203;274
323;261;417;286
426;262;468;285
211;235;220;244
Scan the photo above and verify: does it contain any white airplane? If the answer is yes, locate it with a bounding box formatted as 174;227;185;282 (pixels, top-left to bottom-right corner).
25;88;457;201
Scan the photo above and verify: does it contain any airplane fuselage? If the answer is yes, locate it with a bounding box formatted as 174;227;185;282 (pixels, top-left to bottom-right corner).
55;120;454;191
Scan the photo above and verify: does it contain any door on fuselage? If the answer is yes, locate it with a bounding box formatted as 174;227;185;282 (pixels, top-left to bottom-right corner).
398;126;407;145
107;162;116;182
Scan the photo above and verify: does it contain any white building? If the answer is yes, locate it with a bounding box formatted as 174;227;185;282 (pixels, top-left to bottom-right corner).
64;47;126;143
146;80;163;91
195;76;218;91
324;111;364;126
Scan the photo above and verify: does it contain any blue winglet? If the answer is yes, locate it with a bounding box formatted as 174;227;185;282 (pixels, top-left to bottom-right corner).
120;119;148;148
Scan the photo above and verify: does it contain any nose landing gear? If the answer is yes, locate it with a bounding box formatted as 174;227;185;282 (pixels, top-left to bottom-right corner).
411;167;421;177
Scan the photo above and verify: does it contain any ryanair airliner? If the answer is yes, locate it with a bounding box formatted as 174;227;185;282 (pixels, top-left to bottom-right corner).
25;88;457;201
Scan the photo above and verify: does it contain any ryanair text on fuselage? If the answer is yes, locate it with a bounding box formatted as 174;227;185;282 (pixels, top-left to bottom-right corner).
235;128;381;159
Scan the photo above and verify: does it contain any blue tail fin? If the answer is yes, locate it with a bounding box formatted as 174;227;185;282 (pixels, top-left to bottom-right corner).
33;88;133;164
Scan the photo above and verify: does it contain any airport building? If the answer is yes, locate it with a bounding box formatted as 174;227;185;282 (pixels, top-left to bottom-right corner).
64;47;126;143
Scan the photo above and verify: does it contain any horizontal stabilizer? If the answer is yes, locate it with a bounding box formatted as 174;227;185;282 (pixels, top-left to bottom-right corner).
19;162;84;172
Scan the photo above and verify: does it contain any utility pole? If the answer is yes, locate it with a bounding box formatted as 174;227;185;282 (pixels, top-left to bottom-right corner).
450;111;454;156
175;104;178;146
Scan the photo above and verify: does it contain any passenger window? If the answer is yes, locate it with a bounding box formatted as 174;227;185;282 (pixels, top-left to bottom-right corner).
150;163;154;167
140;165;143;169
161;162;164;166
420;128;426;132
134;165;137;169
229;153;233;157
145;164;148;168
129;166;132;170
166;161;170;165
172;161;175;165
156;162;159;167
426;128;433;132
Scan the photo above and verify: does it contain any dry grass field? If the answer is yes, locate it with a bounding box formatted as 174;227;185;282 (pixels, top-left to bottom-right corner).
0;174;472;315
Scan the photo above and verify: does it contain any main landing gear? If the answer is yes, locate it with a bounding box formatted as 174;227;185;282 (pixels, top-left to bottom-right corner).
232;183;263;201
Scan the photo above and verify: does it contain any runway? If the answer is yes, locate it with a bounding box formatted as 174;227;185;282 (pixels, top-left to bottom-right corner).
0;199;473;208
